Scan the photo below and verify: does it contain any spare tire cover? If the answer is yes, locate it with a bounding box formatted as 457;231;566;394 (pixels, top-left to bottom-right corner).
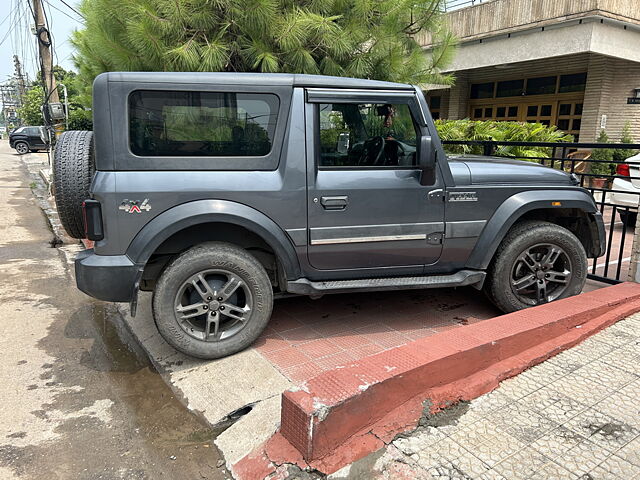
53;130;95;239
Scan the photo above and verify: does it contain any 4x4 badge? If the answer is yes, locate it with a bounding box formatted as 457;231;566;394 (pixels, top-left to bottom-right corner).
119;199;151;214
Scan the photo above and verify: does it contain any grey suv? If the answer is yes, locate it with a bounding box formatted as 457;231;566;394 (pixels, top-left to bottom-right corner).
52;72;605;359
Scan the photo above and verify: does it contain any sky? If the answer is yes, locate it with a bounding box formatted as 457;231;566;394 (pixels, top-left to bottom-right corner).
0;0;83;85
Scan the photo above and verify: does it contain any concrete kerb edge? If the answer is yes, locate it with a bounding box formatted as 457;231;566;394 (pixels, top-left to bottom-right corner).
232;283;640;479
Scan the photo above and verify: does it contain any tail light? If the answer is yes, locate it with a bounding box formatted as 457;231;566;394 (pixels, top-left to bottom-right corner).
82;199;104;241
616;163;630;177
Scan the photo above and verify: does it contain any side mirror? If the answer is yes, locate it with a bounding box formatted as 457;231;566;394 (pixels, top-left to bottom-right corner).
418;136;437;185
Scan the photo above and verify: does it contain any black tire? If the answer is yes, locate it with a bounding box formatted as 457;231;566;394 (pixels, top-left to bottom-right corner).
14;141;29;155
484;221;587;313
619;211;637;229
152;242;273;359
53;131;95;239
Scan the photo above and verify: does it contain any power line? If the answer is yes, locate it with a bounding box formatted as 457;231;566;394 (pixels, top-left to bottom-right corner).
44;0;83;23
0;1;25;48
57;0;84;20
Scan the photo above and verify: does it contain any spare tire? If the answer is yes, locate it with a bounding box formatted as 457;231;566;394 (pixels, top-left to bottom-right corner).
53;130;95;239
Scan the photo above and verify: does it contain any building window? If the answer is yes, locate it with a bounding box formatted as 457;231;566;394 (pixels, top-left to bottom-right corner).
428;95;441;119
559;73;587;93
526;76;557;95
496;79;524;98
470;82;494;99
556;101;583;140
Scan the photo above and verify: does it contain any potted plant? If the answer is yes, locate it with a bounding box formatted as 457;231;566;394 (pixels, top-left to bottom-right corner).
590;130;613;189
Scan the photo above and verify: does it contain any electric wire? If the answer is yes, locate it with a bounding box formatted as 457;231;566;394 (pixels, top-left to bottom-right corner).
56;0;84;20
44;0;83;23
0;0;25;48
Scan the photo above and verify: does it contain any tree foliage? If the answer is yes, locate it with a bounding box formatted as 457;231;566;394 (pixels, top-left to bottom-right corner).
436;119;574;159
17;86;46;126
72;0;456;92
17;66;93;129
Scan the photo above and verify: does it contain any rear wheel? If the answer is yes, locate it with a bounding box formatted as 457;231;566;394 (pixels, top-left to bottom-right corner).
14;142;28;155
152;242;273;359
485;221;587;313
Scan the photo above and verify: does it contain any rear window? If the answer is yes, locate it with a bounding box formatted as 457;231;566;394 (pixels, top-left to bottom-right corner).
128;90;279;157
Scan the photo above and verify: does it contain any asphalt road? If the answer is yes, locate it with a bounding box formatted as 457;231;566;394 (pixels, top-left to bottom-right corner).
0;140;227;480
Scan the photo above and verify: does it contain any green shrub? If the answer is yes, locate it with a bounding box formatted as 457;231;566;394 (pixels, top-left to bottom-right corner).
435;119;573;159
590;130;614;176
68;109;93;130
613;122;637;163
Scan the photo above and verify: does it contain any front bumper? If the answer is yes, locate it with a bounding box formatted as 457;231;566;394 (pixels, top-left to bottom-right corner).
75;249;142;302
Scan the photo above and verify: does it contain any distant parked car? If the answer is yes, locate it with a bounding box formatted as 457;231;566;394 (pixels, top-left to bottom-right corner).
9;126;49;154
610;151;640;227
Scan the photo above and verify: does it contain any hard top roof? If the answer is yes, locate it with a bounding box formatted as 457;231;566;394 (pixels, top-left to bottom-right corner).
100;72;414;90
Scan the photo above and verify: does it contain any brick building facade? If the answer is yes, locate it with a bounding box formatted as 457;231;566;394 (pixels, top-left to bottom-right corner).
423;0;640;142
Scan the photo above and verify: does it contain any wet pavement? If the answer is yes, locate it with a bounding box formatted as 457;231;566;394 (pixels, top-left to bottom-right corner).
0;141;227;480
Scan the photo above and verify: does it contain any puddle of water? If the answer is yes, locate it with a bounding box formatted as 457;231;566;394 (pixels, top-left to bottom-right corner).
56;301;229;478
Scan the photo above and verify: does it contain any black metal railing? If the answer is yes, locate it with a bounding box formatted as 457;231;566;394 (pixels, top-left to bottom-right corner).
444;0;487;11
442;140;640;284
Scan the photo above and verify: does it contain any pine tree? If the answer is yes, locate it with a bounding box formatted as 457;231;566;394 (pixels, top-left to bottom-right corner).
72;0;456;92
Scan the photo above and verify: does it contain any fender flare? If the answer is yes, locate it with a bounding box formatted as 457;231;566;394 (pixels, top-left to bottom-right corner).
125;199;301;279
465;189;600;270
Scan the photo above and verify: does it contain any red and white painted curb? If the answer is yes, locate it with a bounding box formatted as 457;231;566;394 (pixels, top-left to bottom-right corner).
232;283;640;479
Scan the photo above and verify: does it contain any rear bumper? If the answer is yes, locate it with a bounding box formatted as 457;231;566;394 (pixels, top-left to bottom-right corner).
75;249;142;302
610;178;640;209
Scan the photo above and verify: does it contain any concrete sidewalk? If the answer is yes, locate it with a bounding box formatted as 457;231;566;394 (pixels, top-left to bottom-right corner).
331;313;640;480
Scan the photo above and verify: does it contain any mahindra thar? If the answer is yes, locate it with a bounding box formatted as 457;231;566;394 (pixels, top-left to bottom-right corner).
52;72;605;359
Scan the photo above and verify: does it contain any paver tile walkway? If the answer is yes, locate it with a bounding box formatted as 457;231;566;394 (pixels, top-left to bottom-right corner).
331;313;640;480
255;288;500;383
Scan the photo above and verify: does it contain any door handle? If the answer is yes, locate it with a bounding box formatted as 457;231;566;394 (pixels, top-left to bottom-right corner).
320;195;348;211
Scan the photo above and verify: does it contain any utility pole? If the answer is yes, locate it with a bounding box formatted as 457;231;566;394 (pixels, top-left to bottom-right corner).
32;0;60;105
32;0;65;141
13;55;26;104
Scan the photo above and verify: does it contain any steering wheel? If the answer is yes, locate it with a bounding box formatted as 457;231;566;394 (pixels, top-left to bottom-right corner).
358;136;386;166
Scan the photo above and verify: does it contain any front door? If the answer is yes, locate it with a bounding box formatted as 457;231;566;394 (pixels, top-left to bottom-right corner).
305;91;445;271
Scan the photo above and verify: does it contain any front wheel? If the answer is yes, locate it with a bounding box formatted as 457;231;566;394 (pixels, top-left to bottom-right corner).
484;221;587;313
152;242;273;359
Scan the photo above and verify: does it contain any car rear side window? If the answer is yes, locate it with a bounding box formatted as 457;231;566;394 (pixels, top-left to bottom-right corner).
128;90;279;157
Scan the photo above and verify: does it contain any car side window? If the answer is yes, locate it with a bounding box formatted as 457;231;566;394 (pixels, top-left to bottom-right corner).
129;90;279;157
318;103;419;168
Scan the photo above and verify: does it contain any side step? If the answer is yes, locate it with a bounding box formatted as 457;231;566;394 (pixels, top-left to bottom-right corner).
286;270;486;296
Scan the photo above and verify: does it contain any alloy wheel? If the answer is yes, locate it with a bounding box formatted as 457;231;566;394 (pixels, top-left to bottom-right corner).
15;143;28;155
174;269;252;342
510;243;572;306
